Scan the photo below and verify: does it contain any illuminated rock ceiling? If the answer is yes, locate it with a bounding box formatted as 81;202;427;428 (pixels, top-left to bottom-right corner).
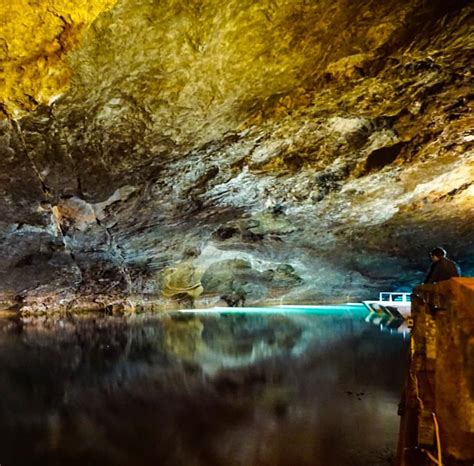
0;0;472;311
0;0;117;117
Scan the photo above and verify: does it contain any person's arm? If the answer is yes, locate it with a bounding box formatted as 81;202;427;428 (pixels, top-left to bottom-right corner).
454;262;461;277
424;262;438;284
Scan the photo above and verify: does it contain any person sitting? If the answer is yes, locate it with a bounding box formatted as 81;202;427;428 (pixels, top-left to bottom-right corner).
424;247;461;284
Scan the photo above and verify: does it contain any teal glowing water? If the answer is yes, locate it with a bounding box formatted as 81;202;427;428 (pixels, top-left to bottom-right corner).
181;303;367;314
0;309;407;466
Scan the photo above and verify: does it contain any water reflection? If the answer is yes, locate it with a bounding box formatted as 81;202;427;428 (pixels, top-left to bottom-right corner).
364;312;411;337
0;308;407;466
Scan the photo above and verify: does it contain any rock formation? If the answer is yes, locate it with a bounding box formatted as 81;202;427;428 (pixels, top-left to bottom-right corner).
0;0;117;117
0;0;473;310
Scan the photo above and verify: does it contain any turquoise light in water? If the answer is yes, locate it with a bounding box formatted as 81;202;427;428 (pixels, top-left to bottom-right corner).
179;304;366;315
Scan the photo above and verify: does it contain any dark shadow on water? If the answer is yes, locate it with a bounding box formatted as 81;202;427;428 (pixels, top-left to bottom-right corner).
0;309;408;466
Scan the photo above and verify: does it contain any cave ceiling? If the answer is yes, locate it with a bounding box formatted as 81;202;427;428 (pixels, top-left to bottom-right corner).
0;0;473;311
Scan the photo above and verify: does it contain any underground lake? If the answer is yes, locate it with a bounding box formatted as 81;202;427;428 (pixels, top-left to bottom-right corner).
0;305;408;466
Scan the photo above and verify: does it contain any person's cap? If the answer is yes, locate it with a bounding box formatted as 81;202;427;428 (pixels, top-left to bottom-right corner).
430;247;447;258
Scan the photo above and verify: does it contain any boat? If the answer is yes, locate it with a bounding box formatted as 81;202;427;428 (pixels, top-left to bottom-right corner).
362;292;411;320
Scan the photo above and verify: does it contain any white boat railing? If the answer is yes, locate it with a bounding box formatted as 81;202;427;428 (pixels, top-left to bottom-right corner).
378;292;411;303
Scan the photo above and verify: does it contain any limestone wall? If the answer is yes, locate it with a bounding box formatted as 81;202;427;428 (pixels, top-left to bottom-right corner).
402;278;474;464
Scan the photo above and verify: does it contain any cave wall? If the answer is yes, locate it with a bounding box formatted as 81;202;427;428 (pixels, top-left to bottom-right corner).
0;0;473;310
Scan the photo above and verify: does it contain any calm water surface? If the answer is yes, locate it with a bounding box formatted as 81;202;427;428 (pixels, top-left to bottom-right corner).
0;306;408;466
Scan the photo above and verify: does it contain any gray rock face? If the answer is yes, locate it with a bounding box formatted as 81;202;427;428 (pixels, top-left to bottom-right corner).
0;0;473;311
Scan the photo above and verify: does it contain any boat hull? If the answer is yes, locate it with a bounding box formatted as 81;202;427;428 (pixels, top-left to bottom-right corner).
362;300;411;319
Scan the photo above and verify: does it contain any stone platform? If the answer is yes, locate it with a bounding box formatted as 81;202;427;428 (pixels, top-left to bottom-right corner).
398;278;474;466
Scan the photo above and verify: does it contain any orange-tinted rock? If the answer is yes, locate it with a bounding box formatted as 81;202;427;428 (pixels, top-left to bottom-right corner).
408;278;474;462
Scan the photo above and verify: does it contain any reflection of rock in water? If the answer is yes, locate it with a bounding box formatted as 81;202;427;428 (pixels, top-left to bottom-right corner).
162;315;205;358
0;312;407;466
160;313;304;374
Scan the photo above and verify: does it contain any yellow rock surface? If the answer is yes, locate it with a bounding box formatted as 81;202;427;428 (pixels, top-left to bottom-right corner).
0;0;116;117
59;0;424;147
160;262;204;299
